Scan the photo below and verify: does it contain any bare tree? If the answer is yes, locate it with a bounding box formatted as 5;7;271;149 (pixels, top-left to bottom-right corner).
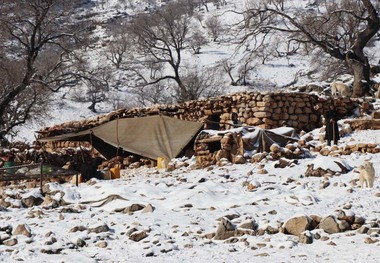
188;30;208;54
205;15;223;42
105;34;129;69
124;1;192;102
241;0;380;97
0;0;86;140
174;65;224;101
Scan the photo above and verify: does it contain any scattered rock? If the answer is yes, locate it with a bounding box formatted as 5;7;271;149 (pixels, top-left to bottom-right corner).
76;238;86;247
364;237;378;244
88;223;110;234
3;238;17;246
142;203;155;213
123;204;145;214
70;226;87;232
21;195;44;208
129;230;148;242
238;219;257;230
283;215;312;236
13;224;32;237
319;216;340;234
299;231;313;244
96;241;108;248
214;217;236;240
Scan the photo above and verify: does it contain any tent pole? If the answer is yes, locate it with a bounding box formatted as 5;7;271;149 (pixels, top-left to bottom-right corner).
116;117;120;157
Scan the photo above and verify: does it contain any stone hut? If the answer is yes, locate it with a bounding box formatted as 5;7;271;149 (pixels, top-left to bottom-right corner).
38;91;359;142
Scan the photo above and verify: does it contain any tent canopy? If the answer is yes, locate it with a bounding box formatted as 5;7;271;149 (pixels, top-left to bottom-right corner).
38;116;204;160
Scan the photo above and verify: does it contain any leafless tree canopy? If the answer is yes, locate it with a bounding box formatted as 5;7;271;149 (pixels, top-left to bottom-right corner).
241;0;380;97
0;0;88;139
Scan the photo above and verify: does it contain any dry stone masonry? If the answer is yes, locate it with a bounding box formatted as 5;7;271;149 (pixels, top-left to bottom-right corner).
38;92;359;140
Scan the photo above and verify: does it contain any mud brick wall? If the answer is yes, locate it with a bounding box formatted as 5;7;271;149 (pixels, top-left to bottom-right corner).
38;92;360;141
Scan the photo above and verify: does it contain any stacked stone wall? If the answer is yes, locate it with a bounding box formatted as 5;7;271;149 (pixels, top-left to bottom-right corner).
38;92;360;142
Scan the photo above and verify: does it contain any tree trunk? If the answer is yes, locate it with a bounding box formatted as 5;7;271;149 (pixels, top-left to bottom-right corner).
346;53;370;97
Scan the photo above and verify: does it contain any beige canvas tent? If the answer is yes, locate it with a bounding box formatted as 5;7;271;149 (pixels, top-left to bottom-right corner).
38;116;204;160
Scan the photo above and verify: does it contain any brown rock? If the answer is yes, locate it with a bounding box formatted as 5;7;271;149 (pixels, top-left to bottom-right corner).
129;230;148;242
3;238;17;246
13;224;32;237
319;216;340;234
123;204;145;214
299;231;313;244
283;215;311;236
214;217;236;240
21;195;44;208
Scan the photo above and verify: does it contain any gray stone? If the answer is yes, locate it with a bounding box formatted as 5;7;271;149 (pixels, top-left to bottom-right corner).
214;217;236;240
70;225;87;232
319;216;340;234
21;195;44;208
238;219;257;230
76;238;86;247
283;215;311;236
338;220;351;232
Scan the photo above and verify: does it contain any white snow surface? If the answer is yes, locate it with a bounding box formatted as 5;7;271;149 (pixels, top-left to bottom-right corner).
1;130;380;262
2;0;380;262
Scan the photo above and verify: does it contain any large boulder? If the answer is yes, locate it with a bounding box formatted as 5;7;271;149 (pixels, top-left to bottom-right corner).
319;215;340;234
305;156;351;177
214;217;236;240
283;215;312;236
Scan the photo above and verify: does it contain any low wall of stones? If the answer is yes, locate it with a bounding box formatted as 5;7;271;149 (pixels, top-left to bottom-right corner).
38;92;360;141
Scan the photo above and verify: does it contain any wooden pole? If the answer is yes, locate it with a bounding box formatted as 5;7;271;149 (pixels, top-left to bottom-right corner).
40;163;43;191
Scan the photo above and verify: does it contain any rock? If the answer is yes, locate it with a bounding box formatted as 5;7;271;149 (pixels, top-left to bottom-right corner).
3;238;17;246
129;230;148;242
338;220;351;232
21;195;44;208
233;155;246;164
70;225;87;232
41;183;62;195
123;204;145;214
214;217;236;240
283;215;311;236
364;237;378;244
41;195;60;208
357;226;369;234
96;241;108;248
76;238;86;247
367;228;380;235
142;203;155;213
270;143;281;153
257;169;268;174
126;227;138;237
319;216;340;234
299;231;313;244
88;223;110;234
238;219;257;230
354;216;366;225
13;224;32;237
41;247;63;254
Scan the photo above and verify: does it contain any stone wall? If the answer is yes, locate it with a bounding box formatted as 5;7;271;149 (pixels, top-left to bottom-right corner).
38;92;360;140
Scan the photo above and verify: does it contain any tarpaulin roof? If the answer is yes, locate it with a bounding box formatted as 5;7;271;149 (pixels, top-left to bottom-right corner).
38;116;204;160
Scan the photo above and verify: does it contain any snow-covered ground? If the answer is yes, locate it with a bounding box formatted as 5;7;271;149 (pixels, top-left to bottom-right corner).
3;1;380;262
1;129;380;262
